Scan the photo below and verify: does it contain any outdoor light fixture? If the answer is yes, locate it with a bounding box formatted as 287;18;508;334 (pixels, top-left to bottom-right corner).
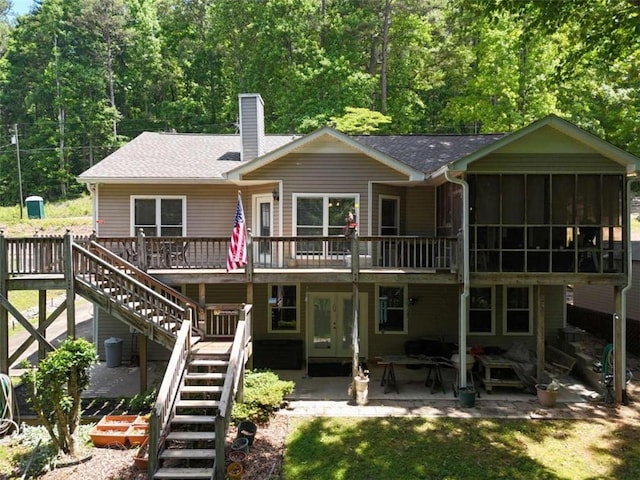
409;297;418;306
272;188;279;201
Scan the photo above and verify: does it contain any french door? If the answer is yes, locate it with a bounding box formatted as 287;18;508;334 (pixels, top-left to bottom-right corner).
307;293;368;358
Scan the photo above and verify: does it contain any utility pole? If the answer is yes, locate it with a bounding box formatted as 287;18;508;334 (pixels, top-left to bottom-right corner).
11;124;24;219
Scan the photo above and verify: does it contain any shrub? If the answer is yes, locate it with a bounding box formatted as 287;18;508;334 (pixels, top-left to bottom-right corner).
231;370;294;424
20;338;97;458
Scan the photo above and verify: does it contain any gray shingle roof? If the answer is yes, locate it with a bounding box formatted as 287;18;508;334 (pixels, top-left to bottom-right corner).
78;130;506;182
78;132;299;181
354;134;506;173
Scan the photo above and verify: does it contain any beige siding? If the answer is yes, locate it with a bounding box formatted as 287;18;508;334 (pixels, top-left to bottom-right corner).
96;184;278;237
573;285;615;315
469;154;625;174
406;186;436;236
244;153;408;236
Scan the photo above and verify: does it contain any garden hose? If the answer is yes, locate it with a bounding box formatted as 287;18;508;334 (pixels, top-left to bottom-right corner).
0;373;19;436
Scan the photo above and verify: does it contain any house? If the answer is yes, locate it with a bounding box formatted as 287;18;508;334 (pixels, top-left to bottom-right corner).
74;93;640;403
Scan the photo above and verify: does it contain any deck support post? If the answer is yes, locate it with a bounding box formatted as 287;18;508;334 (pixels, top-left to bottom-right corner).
535;286;545;382
0;231;8;373
139;334;148;393
38;290;47;361
63;230;75;338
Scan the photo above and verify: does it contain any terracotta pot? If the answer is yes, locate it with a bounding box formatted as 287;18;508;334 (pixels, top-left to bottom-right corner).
536;384;559;407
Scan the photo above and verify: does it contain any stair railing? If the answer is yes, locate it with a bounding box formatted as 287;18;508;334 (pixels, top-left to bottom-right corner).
88;241;203;336
72;243;187;339
214;304;252;479
148;319;192;477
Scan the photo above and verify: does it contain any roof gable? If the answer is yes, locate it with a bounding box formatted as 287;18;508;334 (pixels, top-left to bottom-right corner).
444;115;640;175
225;127;425;181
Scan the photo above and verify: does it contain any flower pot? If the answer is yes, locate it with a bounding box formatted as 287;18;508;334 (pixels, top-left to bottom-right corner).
126;424;149;446
231;437;250;454
458;387;476;408
536;384;558;407
89;424;129;447
134;438;149;470
236;421;257;446
354;376;369;406
98;415;137;426
227;462;243;480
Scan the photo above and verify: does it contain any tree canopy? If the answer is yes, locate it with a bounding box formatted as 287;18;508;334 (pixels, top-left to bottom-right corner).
0;0;637;204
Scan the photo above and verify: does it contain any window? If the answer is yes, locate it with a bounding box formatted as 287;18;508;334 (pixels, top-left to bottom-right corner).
268;285;299;332
379;196;399;235
294;194;358;255
503;287;532;334
376;285;407;333
469;287;494;334
131;196;186;237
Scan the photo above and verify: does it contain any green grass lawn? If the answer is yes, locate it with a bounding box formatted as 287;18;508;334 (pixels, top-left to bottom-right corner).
0;195;91;236
283;417;639;480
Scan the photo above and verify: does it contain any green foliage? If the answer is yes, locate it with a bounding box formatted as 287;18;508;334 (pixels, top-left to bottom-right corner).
20;338;98;457
127;387;157;413
331;107;392;135
231;370;294;424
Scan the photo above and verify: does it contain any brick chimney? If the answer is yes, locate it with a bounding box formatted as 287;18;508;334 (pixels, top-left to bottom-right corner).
239;94;265;161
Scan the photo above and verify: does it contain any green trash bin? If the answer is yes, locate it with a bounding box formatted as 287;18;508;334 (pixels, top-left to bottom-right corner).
25;196;45;219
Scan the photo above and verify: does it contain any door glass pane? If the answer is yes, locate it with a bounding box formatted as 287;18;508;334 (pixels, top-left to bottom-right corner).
259;202;271;256
312;298;332;351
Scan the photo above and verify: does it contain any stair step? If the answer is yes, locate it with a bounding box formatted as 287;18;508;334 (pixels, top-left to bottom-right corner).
181;385;223;394
185;372;226;381
171;414;215;424
190;359;229;368
166;431;216;441
153;468;213;479
176;399;220;409
160;449;215;459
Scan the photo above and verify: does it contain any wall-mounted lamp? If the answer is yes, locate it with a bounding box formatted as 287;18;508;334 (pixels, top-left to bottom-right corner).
272;188;279;201
409;297;418;306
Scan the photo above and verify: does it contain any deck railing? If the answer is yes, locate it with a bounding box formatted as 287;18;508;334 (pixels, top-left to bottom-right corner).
2;233;458;274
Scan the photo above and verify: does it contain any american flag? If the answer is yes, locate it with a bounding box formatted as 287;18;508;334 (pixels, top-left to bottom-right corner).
226;193;247;271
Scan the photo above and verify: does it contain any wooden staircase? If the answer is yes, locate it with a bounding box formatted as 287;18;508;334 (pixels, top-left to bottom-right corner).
153;351;230;479
72;242;203;349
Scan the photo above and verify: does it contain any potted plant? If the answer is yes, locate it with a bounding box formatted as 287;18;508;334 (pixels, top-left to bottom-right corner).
535;380;560;407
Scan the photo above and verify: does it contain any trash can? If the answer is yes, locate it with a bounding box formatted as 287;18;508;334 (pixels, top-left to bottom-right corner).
104;337;123;367
25;196;45;219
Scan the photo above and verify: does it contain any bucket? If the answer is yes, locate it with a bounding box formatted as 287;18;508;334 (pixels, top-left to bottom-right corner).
458;387;476;408
228;450;246;464
354;377;369;406
231;437;249;454
227;462;243;480
236;421;257;446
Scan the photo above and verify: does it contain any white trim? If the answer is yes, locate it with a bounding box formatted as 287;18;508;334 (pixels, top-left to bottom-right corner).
267;283;300;333
378;194;400;236
129;195;187;236
375;284;408;334
502;286;533;335
469;286;495;335
367;182;373;237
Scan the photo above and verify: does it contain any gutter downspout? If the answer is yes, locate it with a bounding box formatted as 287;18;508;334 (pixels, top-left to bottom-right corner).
445;169;469;388
620;175;639;403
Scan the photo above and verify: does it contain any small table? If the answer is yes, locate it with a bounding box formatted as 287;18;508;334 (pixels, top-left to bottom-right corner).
476;355;524;393
377;355;449;394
